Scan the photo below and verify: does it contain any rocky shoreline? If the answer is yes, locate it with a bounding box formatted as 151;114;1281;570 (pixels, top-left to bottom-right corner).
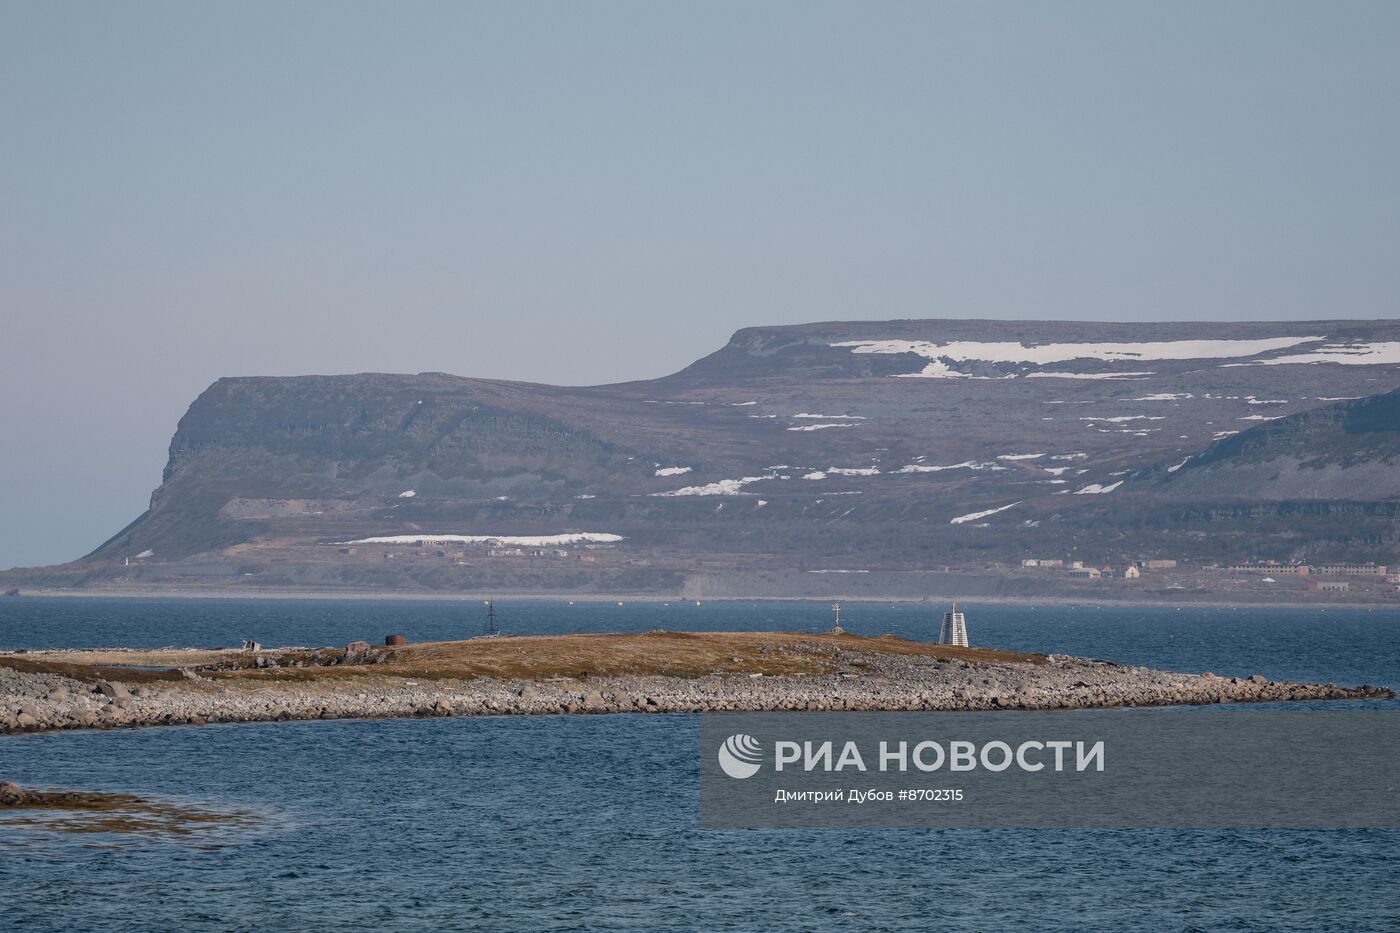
0;779;262;838
2;639;1390;734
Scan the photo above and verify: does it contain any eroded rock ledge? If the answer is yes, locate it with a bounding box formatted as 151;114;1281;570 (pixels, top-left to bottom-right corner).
0;780;260;837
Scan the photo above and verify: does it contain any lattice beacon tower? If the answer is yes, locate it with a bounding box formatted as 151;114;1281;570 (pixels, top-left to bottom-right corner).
939;602;969;647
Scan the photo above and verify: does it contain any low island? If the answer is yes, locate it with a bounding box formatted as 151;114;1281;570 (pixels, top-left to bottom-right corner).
1;631;1389;733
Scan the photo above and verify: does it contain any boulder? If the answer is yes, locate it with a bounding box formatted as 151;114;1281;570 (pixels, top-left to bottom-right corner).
96;681;130;700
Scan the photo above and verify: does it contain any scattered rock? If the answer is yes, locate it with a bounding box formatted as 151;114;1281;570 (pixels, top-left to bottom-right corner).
96;681;130;700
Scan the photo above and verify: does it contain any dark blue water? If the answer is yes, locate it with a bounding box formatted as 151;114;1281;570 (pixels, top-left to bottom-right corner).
2;598;1398;931
4;596;1398;685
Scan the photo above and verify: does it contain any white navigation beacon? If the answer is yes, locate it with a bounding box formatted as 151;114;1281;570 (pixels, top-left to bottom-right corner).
938;601;969;647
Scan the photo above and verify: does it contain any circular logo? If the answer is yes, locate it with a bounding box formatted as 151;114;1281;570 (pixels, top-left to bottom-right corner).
718;733;763;779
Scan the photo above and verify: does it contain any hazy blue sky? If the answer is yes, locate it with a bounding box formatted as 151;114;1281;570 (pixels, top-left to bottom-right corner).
3;1;1398;568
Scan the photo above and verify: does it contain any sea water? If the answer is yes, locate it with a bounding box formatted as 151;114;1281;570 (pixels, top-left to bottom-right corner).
1;599;1397;931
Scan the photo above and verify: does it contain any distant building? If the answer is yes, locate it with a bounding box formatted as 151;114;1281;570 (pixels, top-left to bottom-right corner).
1101;566;1118;578
1226;562;1309;575
1139;559;1177;569
1313;564;1387;576
1308;580;1350;592
1124;565;1141;579
1067;567;1101;579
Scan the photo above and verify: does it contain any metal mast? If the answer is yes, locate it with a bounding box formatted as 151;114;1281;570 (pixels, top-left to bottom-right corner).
483;599;500;637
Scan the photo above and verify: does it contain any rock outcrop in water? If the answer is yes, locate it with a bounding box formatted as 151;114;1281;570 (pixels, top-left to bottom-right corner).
0;780;261;838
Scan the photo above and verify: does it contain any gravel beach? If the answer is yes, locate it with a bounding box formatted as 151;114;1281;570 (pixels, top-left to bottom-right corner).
2;633;1388;733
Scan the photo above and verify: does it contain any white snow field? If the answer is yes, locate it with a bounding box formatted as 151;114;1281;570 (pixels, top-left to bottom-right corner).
950;501;1022;524
832;336;1323;378
345;533;625;546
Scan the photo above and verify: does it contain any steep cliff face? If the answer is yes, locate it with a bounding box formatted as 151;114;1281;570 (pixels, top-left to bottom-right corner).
161;374;638;493
96;373;659;560
14;318;1400;591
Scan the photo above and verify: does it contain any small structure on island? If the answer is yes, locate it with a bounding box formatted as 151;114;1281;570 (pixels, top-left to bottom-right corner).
938;602;969;647
829;602;845;634
385;634;407;647
481;599;501;638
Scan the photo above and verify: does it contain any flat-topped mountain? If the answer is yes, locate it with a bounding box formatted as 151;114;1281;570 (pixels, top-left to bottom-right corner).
7;319;1400;598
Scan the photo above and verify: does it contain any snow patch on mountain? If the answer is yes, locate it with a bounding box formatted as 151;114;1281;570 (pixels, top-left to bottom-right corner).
950;501;1022;524
345;533;625;546
834;337;1321;378
651;476;773;496
1225;342;1400;367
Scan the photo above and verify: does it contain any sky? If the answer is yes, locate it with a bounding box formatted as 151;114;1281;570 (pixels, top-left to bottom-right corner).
2;0;1399;569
